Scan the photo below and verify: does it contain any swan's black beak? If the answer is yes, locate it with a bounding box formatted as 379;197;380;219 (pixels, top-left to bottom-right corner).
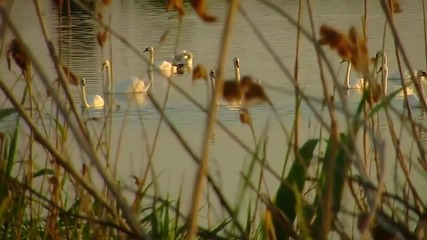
377;66;383;73
340;59;347;64
143;47;149;53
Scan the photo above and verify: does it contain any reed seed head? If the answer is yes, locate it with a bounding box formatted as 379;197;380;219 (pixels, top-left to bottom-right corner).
319;25;370;76
239;108;252;126
388;0;402;14
7;39;30;74
166;0;185;21
97;12;103;21
102;0;112;6
97;29;108;48
190;0;217;22
192;64;208;81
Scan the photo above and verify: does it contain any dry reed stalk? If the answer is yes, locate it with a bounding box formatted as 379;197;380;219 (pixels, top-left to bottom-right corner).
380;0;427;170
293;0;303;156
306;3;340;238
241;1;337;133
3;4;145;238
47;176;60;239
185;0;240;238
145;89;247;237
423;0;427;71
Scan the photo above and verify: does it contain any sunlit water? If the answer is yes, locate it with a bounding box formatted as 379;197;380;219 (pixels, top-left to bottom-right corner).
1;0;427;232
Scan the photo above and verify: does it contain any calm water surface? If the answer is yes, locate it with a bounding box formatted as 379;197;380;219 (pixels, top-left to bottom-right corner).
1;0;427;229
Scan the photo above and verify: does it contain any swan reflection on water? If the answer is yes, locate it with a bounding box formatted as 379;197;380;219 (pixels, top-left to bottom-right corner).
413;111;427;148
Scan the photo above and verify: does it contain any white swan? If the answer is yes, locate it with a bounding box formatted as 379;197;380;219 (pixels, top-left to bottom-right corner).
396;78;415;97
143;47;178;74
80;78;104;109
378;63;389;95
102;60;151;93
173;50;194;66
209;63;243;106
404;71;427;108
374;51;413;96
342;59;366;89
389;69;427;81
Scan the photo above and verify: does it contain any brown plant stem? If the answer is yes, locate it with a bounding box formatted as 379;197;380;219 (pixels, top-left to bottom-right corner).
146;90;247;237
380;0;427;178
185;0;240;238
293;0;303;157
5;2;147;238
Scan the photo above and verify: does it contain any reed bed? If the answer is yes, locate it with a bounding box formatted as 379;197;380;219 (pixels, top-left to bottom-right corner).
0;0;426;239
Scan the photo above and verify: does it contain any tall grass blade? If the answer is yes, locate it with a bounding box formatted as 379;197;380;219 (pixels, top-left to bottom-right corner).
312;133;352;238
273;138;318;239
6;127;19;177
33;168;55;178
0;108;17;121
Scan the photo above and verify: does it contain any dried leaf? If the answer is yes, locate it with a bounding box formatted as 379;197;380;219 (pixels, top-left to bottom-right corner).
55;0;64;9
97;30;108;48
102;0;111;6
349;27;370;75
191;0;217;22
241;76;271;104
239;108;252;126
319;25;353;61
388;0;402;14
192;64;208;81
319;25;370;76
6;39;30;75
166;0;185;21
97;11;103;21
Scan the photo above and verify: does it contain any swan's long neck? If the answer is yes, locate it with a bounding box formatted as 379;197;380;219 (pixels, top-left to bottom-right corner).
344;61;351;88
209;74;219;105
382;64;389;94
81;85;90;108
234;64;240;83
420;77;425;100
382;52;388;66
147;69;154;82
105;64;112;93
149;49;155;71
210;75;216;93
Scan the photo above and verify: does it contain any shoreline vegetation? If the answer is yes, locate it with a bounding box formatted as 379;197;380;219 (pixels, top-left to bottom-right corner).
0;0;426;239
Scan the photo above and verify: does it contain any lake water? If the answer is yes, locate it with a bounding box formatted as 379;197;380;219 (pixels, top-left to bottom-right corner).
1;0;427;234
